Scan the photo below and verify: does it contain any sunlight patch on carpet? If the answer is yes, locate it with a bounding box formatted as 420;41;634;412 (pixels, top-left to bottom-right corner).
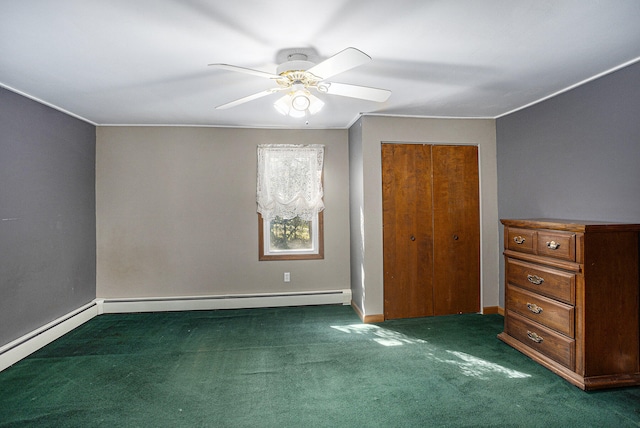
331;323;531;379
434;350;532;379
330;324;427;346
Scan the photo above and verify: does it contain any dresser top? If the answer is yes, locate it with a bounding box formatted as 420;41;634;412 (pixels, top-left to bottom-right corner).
500;218;640;233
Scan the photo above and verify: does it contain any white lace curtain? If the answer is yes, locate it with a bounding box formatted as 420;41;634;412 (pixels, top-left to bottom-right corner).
257;144;325;221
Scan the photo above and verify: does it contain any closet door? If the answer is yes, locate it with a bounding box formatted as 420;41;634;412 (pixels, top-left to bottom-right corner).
432;145;480;315
382;143;480;320
382;144;434;320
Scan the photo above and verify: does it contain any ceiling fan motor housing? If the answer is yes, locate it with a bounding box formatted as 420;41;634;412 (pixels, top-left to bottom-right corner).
277;57;316;75
277;54;321;90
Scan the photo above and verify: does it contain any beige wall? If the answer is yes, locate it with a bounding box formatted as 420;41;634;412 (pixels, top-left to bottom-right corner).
96;119;499;315
96;126;351;299
349;116;499;318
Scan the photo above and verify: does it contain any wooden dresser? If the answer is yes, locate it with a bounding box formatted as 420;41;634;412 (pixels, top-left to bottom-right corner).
498;218;640;390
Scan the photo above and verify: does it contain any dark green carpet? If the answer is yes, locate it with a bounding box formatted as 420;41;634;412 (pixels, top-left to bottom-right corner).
0;305;638;427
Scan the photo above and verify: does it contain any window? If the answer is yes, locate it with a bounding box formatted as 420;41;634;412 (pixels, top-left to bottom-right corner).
258;212;324;260
256;144;324;261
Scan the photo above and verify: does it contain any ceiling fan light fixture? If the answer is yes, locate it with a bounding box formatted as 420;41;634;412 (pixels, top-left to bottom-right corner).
307;93;325;115
274;89;324;118
273;94;305;118
291;90;311;111
273;95;291;116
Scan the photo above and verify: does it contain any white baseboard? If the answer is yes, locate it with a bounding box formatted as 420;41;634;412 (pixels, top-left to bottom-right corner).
98;289;352;313
0;302;99;372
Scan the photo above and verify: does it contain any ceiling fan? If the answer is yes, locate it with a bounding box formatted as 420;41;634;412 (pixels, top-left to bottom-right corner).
209;47;391;117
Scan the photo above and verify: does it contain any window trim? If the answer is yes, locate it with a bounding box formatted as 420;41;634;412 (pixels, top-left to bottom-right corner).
258;212;324;261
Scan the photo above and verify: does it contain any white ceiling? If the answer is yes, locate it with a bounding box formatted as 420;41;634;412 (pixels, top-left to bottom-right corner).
2;0;640;129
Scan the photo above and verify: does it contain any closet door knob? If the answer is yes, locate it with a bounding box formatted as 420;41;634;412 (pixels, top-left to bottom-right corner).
410;235;415;241
453;234;459;240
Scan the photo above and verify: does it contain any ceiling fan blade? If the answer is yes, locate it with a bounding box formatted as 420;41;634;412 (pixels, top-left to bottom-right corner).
208;63;283;80
321;82;391;102
216;89;280;110
306;47;371;80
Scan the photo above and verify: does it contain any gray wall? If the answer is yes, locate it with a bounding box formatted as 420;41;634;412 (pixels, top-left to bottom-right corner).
496;60;640;306
0;87;96;347
96;127;351;299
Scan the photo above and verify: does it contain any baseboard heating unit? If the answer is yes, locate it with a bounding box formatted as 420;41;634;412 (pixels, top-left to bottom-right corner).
98;289;352;314
0;301;99;372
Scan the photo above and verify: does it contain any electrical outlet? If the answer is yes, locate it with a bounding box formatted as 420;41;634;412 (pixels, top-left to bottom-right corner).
284;272;291;282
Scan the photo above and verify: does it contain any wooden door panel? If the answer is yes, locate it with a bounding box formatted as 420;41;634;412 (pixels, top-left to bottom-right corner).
432;145;480;315
382;144;434;319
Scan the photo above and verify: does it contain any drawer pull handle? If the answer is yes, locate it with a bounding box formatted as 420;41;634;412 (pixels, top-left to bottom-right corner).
526;303;543;314
527;331;544;343
513;236;526;244
546;240;560;250
527;274;544;285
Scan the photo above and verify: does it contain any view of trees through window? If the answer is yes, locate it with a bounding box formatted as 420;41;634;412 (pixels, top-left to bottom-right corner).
269;216;313;251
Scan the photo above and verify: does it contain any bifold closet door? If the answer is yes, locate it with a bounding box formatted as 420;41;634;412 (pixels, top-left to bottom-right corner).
382;143;480;320
382;144;435;320
431;145;480;315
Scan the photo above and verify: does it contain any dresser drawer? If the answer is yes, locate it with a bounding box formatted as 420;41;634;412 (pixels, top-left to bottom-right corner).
537;230;576;261
507;227;536;254
506;311;575;370
506;258;576;304
506;284;574;337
